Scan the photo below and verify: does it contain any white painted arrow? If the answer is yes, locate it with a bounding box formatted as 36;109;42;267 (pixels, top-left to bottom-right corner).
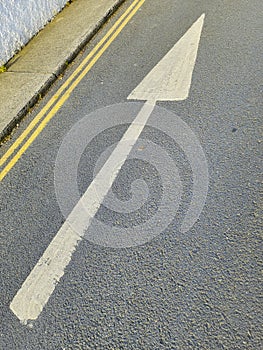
10;14;205;324
128;13;205;102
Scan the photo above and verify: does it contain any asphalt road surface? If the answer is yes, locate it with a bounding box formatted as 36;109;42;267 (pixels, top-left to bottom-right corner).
0;0;262;349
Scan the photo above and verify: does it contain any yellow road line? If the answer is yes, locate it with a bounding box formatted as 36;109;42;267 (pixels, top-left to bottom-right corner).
0;0;143;170
0;0;145;181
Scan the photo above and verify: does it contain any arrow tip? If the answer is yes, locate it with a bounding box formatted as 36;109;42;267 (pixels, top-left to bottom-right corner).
128;13;205;102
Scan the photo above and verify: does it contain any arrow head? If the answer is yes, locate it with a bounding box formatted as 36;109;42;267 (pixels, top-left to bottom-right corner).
128;14;205;102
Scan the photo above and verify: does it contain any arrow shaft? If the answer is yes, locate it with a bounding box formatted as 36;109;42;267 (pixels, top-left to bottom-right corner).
10;101;155;323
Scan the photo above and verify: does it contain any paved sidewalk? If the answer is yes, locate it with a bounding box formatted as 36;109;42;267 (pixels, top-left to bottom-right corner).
0;0;124;141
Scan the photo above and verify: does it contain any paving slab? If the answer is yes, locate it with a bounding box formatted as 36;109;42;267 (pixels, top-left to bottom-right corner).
0;0;124;140
0;72;52;134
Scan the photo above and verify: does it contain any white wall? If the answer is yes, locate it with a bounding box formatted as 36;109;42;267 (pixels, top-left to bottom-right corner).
0;0;68;66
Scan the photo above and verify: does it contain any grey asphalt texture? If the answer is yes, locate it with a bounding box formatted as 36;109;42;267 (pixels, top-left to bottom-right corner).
0;0;262;349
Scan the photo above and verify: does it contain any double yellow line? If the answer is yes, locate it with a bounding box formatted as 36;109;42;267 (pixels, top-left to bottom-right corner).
0;0;145;181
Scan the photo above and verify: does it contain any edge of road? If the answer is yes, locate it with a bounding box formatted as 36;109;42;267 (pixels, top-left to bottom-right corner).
0;0;126;142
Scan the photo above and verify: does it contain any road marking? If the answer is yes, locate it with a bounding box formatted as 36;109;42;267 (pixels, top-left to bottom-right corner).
10;101;155;323
128;13;205;101
10;14;205;323
0;0;145;181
